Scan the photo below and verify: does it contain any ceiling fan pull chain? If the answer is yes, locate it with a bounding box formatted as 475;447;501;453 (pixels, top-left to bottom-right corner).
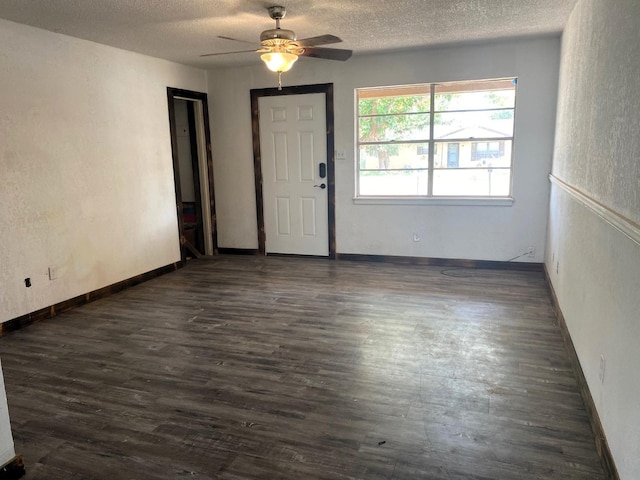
278;71;283;90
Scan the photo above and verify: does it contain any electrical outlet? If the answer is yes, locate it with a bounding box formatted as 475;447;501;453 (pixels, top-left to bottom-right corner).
599;354;606;383
24;278;31;288
526;246;536;258
335;150;346;161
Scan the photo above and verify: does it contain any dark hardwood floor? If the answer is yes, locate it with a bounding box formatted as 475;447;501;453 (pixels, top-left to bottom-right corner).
0;255;605;479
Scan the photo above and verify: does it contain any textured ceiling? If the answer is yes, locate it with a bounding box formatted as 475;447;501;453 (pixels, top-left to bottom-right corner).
0;0;578;68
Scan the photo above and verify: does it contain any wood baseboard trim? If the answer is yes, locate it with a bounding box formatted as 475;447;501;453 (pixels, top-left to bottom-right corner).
544;267;619;480
217;248;260;255
0;455;25;480
336;253;544;271
0;263;181;338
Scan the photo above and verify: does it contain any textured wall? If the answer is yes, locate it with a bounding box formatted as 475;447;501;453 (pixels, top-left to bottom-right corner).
547;1;640;478
0;19;207;323
552;0;640;223
207;37;561;262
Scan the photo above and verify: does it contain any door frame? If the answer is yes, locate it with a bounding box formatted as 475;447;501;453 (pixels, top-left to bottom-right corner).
167;87;218;262
250;83;336;259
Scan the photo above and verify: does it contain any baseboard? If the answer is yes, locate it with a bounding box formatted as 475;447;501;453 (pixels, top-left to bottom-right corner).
544;267;619;480
0;455;25;480
217;248;260;255
336;253;544;271
215;250;544;272
0;262;181;337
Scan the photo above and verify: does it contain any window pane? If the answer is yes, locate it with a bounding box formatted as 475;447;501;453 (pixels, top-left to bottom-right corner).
358;94;430;115
359;113;430;142
435;90;516;111
433;168;511;196
435;79;516;110
434;111;514;139
434;140;512;169
360;169;429;196
359;143;430;170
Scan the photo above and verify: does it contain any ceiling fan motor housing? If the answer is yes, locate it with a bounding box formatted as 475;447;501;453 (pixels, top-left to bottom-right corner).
261;5;297;44
260;28;296;42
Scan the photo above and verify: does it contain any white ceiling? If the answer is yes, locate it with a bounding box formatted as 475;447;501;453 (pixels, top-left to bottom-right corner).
0;0;578;69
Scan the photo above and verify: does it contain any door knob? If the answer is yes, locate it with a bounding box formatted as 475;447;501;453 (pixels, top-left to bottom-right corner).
313;183;326;189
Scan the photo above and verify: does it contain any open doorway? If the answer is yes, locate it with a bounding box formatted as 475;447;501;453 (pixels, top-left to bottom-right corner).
167;88;217;261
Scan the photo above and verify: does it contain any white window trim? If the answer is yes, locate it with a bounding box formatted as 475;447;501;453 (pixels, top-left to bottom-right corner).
355;78;517;202
352;196;514;206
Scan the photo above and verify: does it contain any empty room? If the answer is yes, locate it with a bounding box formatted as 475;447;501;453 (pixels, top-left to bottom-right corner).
0;1;638;479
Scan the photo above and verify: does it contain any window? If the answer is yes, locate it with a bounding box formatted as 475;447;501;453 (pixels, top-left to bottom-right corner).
472;141;504;161
416;144;437;156
356;78;516;198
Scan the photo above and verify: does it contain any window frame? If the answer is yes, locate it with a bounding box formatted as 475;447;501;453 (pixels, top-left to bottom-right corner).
355;78;517;204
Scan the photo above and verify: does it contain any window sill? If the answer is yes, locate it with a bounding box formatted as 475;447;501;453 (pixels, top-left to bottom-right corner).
352;196;514;206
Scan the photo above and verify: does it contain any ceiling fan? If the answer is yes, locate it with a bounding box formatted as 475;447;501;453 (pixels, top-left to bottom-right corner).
201;5;352;89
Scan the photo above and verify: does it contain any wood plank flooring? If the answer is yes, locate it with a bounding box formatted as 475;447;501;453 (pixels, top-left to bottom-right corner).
0;255;605;479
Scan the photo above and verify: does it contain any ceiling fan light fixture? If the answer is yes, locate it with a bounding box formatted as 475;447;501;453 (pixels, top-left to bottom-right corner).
260;51;298;73
200;5;351;89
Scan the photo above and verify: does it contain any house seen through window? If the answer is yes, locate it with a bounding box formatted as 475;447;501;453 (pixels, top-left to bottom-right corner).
356;78;517;198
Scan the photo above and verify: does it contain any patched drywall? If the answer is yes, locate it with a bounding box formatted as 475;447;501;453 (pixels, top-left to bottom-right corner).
0;19;207;323
0;360;15;466
207;37;560;262
548;0;640;477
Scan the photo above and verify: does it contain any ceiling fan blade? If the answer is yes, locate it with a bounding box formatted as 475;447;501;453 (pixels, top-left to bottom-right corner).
299;46;352;61
200;49;257;57
296;34;342;47
217;35;257;45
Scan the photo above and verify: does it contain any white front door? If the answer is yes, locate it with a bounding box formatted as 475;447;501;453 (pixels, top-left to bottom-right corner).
259;93;328;256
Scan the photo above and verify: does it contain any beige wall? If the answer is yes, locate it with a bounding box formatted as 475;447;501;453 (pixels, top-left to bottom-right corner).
0;18;208;324
207;37;560;262
547;1;640;478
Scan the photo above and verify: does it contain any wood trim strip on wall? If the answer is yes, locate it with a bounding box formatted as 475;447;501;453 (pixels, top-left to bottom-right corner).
0;263;180;338
336;253;543;271
549;174;640;246
215;250;544;271
544;267;620;480
217;248;260;255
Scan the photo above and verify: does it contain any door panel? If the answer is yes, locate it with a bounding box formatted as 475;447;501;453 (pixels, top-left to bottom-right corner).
301;197;317;236
276;197;291;235
273;132;289;181
259;93;328;256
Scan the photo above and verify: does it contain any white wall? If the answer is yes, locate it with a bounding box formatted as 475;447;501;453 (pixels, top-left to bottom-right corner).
0;19;207;324
547;0;640;478
0;360;16;466
207;37;560;261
